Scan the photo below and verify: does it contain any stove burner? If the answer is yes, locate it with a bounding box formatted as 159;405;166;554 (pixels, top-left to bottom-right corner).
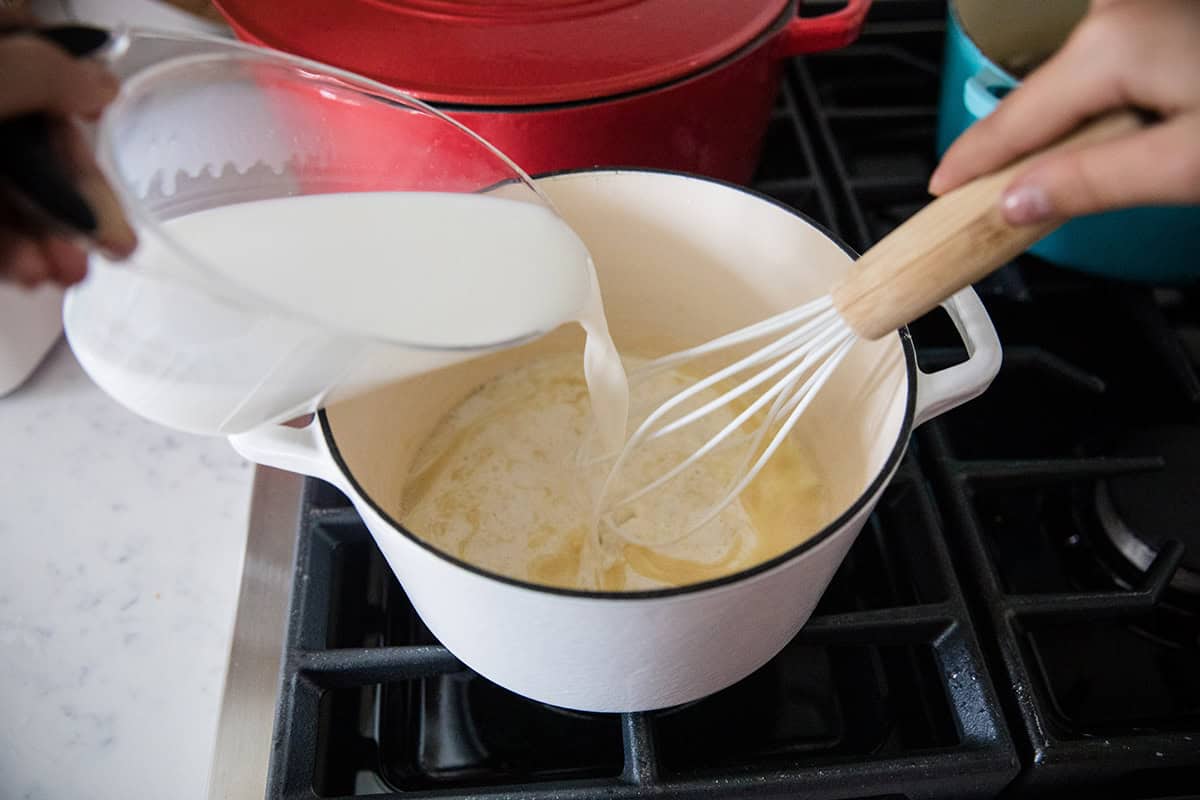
1095;425;1200;594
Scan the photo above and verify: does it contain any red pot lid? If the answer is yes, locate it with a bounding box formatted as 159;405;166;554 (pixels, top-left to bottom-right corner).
212;0;790;106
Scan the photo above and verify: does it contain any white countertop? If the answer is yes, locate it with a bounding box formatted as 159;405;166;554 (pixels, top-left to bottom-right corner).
2;6;270;797
0;337;254;800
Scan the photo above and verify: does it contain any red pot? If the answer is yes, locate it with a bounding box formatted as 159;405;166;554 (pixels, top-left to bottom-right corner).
212;0;871;184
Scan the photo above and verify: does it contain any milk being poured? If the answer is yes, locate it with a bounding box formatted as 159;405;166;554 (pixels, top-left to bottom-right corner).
70;190;630;444
159;190;631;449
151;192;600;347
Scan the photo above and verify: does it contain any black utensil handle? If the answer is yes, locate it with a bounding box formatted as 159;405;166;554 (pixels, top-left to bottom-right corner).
0;25;113;237
0;24;112;57
0;114;97;233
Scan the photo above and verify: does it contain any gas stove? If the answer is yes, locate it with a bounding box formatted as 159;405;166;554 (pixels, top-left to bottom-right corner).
208;2;1200;797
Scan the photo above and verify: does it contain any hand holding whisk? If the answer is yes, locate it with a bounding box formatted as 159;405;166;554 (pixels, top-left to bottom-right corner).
592;110;1143;546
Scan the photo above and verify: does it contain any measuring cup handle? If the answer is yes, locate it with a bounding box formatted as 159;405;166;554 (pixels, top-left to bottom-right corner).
912;287;1002;427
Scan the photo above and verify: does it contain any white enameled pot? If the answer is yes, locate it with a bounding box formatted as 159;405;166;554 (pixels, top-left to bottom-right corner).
230;169;1002;712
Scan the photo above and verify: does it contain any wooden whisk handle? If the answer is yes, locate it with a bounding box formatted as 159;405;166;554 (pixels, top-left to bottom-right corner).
831;110;1143;340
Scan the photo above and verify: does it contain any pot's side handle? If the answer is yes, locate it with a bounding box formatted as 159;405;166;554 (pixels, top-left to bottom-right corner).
229;420;345;488
773;0;873;58
913;287;1002;427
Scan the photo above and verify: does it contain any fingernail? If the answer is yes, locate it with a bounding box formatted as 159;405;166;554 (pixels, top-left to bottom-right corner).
927;169;947;195
1001;185;1053;225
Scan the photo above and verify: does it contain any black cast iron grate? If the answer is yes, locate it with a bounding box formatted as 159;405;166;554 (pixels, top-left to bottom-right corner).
261;2;1024;798
914;237;1200;794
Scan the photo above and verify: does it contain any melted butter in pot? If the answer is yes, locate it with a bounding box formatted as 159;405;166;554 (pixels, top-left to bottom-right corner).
399;353;830;591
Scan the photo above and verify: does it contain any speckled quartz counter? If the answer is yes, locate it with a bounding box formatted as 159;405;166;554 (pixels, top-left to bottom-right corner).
0;339;254;800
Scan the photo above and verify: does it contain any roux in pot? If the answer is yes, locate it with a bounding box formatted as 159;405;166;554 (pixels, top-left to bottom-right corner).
399;352;830;591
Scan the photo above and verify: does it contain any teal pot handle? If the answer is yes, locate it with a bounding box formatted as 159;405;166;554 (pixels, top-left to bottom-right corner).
962;66;1014;120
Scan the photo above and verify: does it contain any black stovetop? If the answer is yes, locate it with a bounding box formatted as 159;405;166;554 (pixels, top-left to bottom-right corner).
262;2;1200;797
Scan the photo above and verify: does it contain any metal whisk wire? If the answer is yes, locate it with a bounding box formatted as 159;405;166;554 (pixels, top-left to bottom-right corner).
592;295;857;544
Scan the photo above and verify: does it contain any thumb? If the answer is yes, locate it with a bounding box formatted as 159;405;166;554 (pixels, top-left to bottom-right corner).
999;112;1200;225
0;34;118;118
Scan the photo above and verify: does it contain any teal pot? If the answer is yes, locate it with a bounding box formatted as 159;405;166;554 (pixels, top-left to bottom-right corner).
936;0;1200;283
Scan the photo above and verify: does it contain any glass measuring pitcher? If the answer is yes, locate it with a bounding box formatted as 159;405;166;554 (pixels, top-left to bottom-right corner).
63;29;592;435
